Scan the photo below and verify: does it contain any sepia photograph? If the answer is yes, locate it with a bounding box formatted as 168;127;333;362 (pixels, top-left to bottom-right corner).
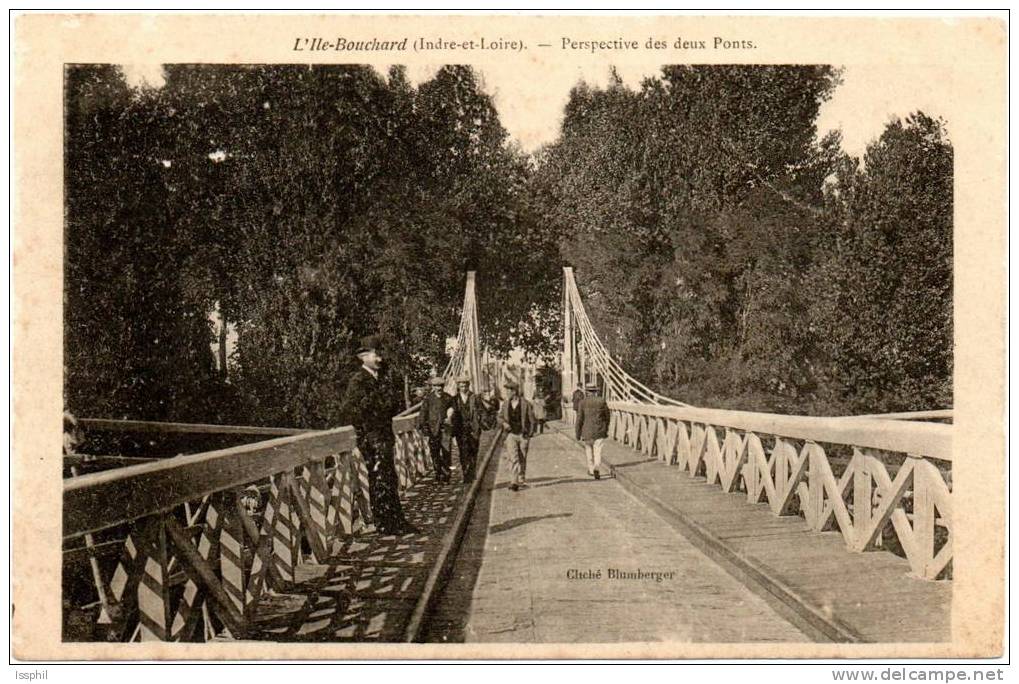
11;13;1006;662
59;59;954;645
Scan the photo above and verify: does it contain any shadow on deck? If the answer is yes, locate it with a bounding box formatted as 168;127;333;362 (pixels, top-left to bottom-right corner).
236;436;494;643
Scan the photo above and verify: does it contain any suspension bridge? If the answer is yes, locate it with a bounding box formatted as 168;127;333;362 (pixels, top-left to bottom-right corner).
61;268;952;645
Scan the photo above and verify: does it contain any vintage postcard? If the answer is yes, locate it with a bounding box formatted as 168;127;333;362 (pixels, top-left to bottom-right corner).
11;12;1006;660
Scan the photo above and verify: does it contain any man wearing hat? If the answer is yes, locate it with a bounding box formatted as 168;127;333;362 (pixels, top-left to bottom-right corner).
418;376;453;483
343;335;416;535
450;374;483;483
571;386;586;425
575;382;610;479
497;377;536;491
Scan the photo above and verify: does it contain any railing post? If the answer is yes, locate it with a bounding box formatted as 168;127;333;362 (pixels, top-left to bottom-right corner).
562;267;575;424
136;515;173;641
911;456;937;578
806;443;825;530
852;448;872;543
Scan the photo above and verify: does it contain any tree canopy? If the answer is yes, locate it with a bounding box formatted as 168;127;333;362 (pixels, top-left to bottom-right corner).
65;64;560;428
532;66;951;414
65;64;952;425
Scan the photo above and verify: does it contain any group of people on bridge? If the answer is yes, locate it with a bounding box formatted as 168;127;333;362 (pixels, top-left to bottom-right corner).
342;334;611;536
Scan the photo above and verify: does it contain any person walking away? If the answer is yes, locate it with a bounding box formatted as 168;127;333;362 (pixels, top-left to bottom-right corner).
531;389;547;434
575;383;610;480
571;386;585;426
451;374;483;484
343;335;416;535
418;376;453;483
498;379;535;491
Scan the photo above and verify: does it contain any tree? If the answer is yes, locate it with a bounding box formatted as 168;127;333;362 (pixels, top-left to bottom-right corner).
532;66;844;409
809;113;953;413
65;64;561;428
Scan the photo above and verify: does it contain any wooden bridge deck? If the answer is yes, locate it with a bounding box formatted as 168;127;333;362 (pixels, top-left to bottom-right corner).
427;429;810;643
586;425;952;643
225;424;950;644
218;434;495;643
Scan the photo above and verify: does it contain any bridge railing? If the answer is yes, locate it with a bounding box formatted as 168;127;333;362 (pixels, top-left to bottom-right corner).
63;416;432;642
608;401;953;580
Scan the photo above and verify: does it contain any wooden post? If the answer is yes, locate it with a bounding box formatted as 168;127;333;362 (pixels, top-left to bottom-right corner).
270;473;300;585
911;456;936;578
807;443;826;531
136;516;172;641
218;492;247;621
852;448;872;542
562;267;575;424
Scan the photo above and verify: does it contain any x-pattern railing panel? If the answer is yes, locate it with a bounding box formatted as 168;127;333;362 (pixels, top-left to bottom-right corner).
64;417;433;642
608;401;952;581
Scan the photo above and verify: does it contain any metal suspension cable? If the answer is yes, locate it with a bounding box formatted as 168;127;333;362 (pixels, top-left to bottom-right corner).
396;272;481;417
565;269;688;407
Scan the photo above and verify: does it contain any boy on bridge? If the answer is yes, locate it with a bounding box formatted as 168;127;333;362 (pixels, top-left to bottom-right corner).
498;378;536;492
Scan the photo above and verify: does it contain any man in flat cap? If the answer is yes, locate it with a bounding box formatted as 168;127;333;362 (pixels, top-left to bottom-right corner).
343;335;416;535
498;378;535;491
575;382;610;480
418;376;453;483
450;374;483;484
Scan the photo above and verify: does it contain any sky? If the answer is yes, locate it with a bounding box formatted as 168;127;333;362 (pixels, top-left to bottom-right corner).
121;61;951;162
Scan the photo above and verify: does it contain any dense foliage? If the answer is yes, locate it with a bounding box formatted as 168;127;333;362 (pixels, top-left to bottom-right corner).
65;65;559;427
533;67;952;414
65;64;952;425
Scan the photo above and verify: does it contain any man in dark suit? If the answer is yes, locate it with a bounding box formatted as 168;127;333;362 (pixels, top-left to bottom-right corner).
575;383;610;480
343;335;416;535
418;376;452;483
571;386;585;425
498;378;535;491
480;389;500;429
450;374;483;484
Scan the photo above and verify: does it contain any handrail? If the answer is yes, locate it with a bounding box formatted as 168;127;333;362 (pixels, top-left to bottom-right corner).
78;418;311;437
840;409;953;422
62;269;485;642
608;400;954;580
396;401;422;418
608;401;951;461
63;426;358;539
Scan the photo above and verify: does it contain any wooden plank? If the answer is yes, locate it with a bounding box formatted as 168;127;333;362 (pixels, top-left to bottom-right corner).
171;500;220;641
64;427;357;538
163;515;246;637
608;402;952;461
80;418;311;437
403;429;506;642
842;410;953;422
598;439;951;643
136;517;172;641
